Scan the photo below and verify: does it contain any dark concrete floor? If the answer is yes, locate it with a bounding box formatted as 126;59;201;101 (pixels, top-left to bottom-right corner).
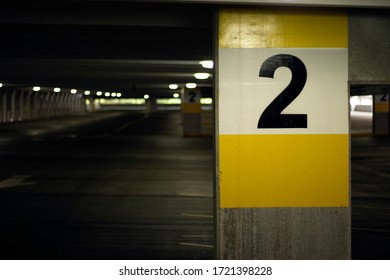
0;110;389;259
0;110;214;260
351;136;390;259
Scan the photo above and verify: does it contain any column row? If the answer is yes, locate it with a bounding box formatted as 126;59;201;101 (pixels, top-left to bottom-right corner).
0;89;85;123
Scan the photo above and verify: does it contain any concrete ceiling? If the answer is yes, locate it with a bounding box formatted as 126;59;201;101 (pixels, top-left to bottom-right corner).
0;2;214;98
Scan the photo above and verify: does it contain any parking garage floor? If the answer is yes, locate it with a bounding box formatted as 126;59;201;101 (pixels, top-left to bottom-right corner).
0;110;389;259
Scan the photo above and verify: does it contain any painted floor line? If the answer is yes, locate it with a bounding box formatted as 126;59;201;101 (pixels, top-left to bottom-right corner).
181;213;213;218
181;235;214;238
0;175;36;189
353;227;390;233
178;242;214;248
353;163;390;179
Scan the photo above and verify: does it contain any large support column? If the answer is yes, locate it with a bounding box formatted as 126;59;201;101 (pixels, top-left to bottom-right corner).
373;93;389;135
216;6;350;259
182;87;202;137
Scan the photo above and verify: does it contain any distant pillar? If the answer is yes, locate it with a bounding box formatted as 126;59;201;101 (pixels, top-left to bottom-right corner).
373;93;389;135
57;92;64;116
18;90;25;121
65;93;72;115
10;89;17;122
33;91;41;119
78;94;85;114
0;89;6;122
48;91;56;117
69;93;76;114
145;97;157;113
217;6;350;259
25;90;33;120
181;87;202;137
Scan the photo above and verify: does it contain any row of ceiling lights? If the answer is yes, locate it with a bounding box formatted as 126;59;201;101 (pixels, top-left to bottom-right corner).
31;87;123;98
141;60;213;100
165;60;213;91
0;83;122;98
0;61;213;98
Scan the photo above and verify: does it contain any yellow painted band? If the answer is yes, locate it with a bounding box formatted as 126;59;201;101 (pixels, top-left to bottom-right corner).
375;102;389;113
219;7;348;48
182;103;201;113
219;134;349;208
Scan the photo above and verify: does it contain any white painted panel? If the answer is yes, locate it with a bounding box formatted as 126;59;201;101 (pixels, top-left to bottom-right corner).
219;48;348;135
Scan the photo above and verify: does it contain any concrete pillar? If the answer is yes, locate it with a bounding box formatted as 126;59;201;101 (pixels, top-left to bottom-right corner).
48;91;55;117
373;93;389;135
18;90;24;121
55;92;62;116
65;93;72;115
24;90;33;120
145;96;157;113
10;89;17;122
32;91;40;119
79;94;86;114
0;89;5;122
181;87;202;137
216;6;350;259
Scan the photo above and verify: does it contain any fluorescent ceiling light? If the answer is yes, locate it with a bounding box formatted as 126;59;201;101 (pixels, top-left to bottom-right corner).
71;89;77;94
33;86;40;92
194;73;210;80
104;92;110;97
186;83;197;89
96;91;103;96
199;60;213;69
84;90;91;96
169;84;178;90
144;94;150;99
54;87;61;93
173;93;180;98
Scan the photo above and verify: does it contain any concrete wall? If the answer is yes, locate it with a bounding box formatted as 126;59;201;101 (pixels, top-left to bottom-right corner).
349;9;390;84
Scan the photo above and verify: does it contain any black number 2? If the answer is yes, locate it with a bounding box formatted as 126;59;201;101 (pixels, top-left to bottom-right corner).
380;94;388;102
258;54;307;129
189;92;196;102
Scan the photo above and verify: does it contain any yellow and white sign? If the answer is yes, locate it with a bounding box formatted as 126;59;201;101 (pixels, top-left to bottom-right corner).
218;7;349;208
374;93;389;113
182;88;201;113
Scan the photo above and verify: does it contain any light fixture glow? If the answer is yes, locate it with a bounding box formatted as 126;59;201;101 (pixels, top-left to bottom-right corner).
84;90;91;96
33;86;40;92
111;92;117;97
194;73;210;80
117;93;122;97
104;92;110;97
0;83;3;88
173;93;180;98
96;91;102;96
54;87;61;93
144;94;150;99
186;83;197;89
71;89;77;94
169;84;178;90
199;60;213;69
